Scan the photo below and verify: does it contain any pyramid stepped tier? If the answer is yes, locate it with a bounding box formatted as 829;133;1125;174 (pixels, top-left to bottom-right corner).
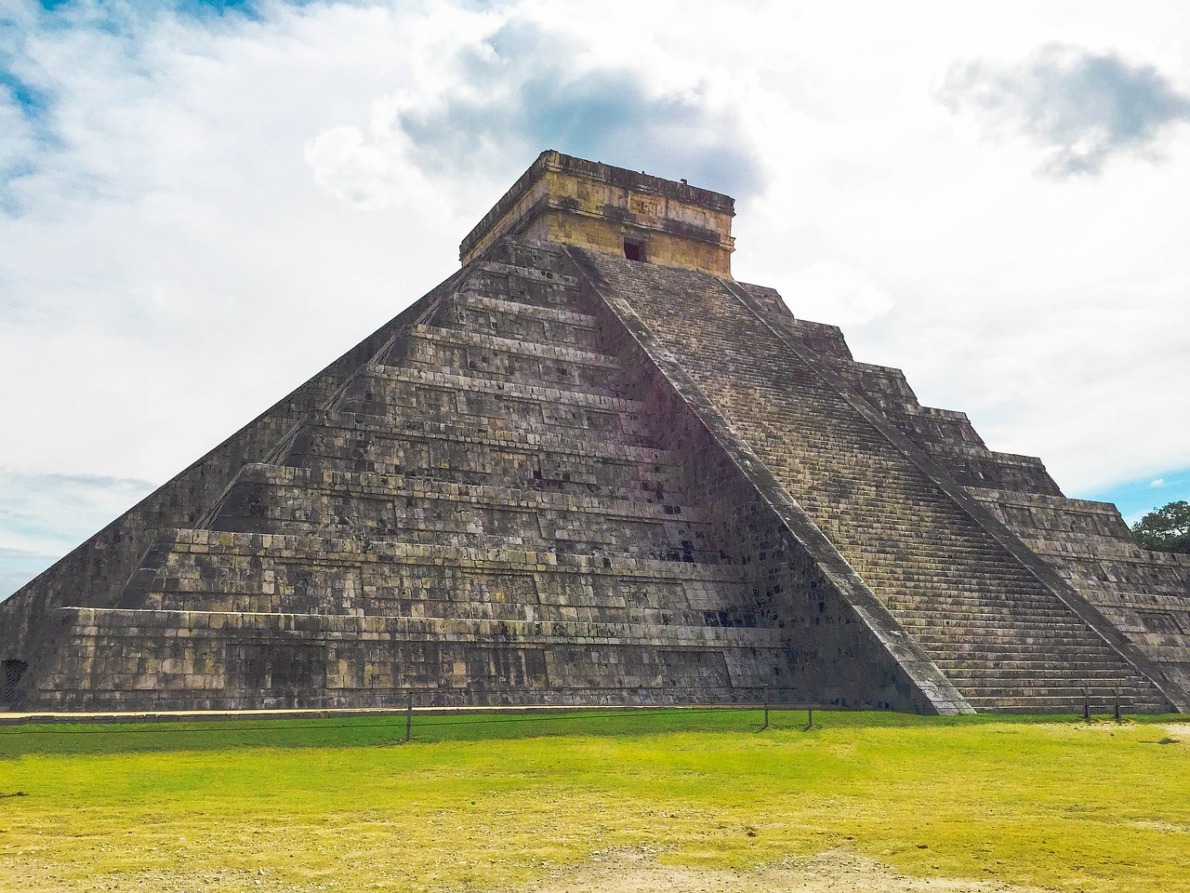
208;464;717;561
758;303;1067;497
2;150;1184;714
13;243;934;711
43;531;802;710
279;409;674;492
0;271;466;700
573;248;1177;712
971;489;1190;697
733;284;1065;499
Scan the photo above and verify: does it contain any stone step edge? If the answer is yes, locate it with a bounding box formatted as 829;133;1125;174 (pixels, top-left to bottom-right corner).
965;694;1166;705
232;463;706;524
201;527;722;560
969;488;1127;515
454;291;597;327
144;604;769;624
925;655;1138;672
890;602;1092;615
60;606;790;645
904;632;1116;647
914;441;1048;467
152;529;754;582
1021;540;1190;565
365;363;642;412
934;658;1157;670
472;259;579;286
955;685;1161;698
410;324;618;369
313;409;673;465
937;668;1155;679
918;636;1129;652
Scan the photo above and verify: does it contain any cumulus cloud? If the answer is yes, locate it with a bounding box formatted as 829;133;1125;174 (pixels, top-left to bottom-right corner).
939;43;1190;175
305;17;763;210
779;261;894;327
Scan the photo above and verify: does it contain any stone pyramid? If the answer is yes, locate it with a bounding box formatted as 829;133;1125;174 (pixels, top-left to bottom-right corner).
2;151;1187;714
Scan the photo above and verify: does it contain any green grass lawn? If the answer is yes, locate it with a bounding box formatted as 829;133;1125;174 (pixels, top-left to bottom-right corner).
1;709;1187;892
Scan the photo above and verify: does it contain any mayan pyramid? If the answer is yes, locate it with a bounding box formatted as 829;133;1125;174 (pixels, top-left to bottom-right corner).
2;151;1188;714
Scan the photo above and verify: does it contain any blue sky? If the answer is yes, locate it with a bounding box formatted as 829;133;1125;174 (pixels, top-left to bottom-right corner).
2;0;1189;598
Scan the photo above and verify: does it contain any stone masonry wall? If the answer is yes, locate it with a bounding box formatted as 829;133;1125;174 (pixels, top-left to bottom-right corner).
15;238;956;712
0;273;462;706
576;248;1169;712
972;489;1190;694
585;291;940;711
738;281;1188;707
6;232;1185;714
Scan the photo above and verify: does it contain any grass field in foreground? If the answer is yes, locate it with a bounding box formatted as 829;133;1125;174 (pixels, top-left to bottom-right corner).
0;709;1187;892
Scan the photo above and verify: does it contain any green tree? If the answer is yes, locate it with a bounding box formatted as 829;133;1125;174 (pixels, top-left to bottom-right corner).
1131;500;1190;554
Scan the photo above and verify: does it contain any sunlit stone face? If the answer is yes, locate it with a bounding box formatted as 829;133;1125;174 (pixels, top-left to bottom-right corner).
459;150;737;277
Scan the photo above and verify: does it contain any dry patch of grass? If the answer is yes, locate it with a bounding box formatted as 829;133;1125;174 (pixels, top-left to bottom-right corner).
527;846;1048;893
0;710;1186;892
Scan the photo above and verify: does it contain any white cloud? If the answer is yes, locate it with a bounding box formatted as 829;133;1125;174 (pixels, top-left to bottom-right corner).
303;13;765;213
939;43;1190;176
779;261;894;327
1151;479;1167;488
305;123;409;211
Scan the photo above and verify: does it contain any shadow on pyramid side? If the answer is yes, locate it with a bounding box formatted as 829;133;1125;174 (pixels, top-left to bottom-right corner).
2;151;1187;714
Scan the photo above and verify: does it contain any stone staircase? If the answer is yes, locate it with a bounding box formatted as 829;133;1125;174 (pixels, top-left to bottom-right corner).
579;249;1170;713
969;489;1190;702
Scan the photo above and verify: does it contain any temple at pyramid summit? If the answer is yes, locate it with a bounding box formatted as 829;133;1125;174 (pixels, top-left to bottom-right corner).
2;150;1189;714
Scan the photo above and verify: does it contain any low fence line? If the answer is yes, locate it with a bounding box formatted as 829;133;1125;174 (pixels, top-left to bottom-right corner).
0;698;1140;740
0;690;1137;738
0;702;841;735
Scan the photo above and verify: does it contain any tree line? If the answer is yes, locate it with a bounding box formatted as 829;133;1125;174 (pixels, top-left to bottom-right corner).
1131;500;1190;555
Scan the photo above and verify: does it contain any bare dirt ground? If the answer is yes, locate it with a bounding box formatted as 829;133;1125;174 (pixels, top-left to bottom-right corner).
523;847;1046;893
0;847;1051;893
1160;722;1190;740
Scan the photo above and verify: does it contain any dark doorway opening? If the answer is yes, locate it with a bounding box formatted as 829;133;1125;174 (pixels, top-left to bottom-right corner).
623;239;645;262
2;659;28;708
